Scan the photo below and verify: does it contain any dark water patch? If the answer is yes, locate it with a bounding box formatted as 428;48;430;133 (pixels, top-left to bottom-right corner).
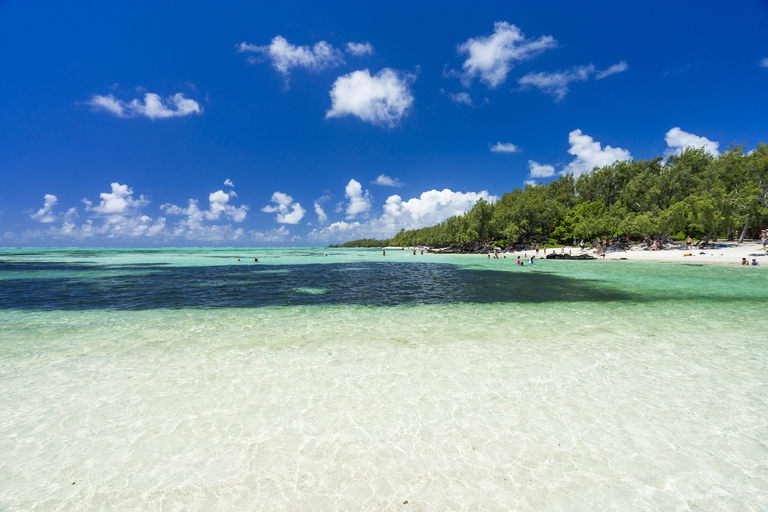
0;261;635;311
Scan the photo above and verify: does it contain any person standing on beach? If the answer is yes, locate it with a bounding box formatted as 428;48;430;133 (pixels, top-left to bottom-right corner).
687;236;692;249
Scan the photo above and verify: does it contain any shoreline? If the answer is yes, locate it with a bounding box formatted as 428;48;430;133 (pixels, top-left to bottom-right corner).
388;241;767;265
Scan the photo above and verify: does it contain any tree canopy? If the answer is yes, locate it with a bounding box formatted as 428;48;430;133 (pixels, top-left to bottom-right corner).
343;144;768;248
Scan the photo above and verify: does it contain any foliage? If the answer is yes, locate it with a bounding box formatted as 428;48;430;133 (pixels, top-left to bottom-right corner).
331;239;391;248
378;145;768;247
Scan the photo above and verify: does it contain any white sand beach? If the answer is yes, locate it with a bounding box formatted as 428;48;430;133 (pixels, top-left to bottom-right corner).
424;240;767;265
570;240;766;264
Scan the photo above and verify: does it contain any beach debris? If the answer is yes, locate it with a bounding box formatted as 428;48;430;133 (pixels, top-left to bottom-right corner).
545;253;596;260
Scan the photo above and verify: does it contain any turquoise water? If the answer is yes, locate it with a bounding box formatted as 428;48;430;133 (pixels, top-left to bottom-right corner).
1;248;767;510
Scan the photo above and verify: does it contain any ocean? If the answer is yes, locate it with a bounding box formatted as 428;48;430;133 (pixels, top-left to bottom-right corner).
1;248;766;510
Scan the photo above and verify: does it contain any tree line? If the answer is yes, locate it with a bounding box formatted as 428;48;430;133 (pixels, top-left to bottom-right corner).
339;144;768;248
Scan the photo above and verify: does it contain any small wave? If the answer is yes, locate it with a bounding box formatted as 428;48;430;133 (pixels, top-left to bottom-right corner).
293;287;328;295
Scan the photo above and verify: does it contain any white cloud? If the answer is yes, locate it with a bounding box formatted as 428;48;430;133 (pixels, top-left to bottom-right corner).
596;60;628;79
261;191;306;224
86;183;149;214
562;129;632;176
452;21;557;89
86;93;202;119
525;180;537;187
237;36;344;83
248;226;292;242
224;178;234;187
373;174;403;187
490;142;520;153
344;179;372;218
528;160;556;178
319;220;362;234
518;65;594;102
664;127;720;157
86;94;124;117
313;193;332;225
31;194;58;223
759;58;768;68
326;68;415;128
346;42;375;56
21;183;258;242
309;188;497;242
518;61;627;101
24;183;161;240
314;202;328;224
160;187;248;239
206;190;248;221
440;89;473;106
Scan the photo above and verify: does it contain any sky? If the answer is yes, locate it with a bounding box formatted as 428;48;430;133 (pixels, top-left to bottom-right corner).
1;0;767;247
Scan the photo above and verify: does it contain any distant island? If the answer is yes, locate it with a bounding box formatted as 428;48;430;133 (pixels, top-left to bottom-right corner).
336;144;768;251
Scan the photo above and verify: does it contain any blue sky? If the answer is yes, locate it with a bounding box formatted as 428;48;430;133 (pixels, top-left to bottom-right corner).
2;0;767;246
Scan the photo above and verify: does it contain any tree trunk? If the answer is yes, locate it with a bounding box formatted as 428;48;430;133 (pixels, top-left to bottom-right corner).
738;218;749;243
700;231;713;245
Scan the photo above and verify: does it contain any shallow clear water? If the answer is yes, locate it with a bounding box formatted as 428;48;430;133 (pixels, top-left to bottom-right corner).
1;248;766;510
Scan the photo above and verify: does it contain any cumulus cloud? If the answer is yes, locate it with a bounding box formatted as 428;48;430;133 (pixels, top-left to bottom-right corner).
344;179;372;218
346;42;375;56
490;142;520;153
451;22;557;89
759;58;768;68
313;192;332;225
224;178;234;188
314;202;328;224
261;191;306;224
664;127;720;157
85;182;149;214
326;68;415;128
48;183;167;239
373;174;403;187
518;61;627;101
206;190;248;221
237;36;344;83
31;194;58;223
562;129;632;176
22;183;257;242
528;160;556;178
160;186;248;240
248;226;292;243
86;93;201;119
309;188;497;242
